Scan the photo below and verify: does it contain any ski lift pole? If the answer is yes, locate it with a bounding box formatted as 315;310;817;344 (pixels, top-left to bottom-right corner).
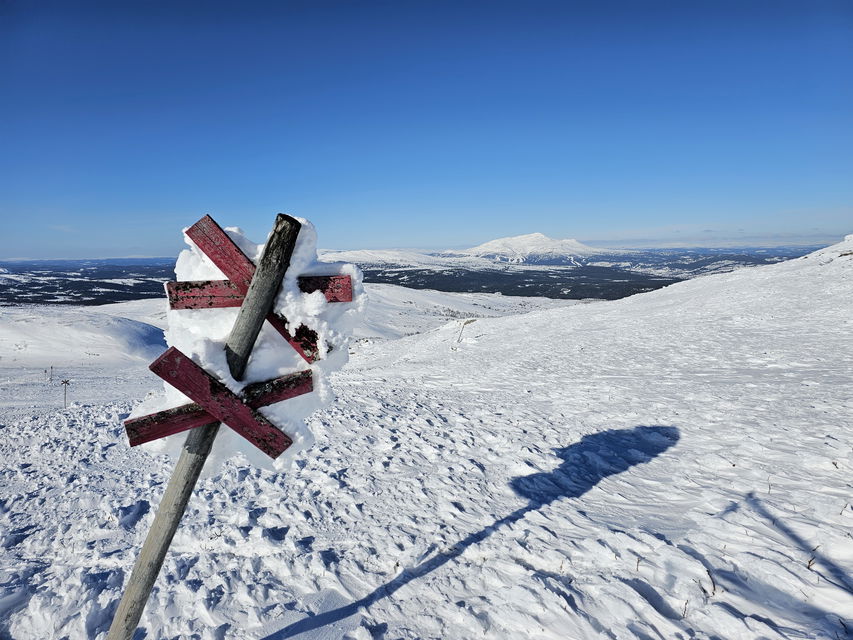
61;379;70;408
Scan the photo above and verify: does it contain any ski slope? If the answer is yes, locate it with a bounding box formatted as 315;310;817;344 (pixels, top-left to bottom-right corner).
0;238;851;639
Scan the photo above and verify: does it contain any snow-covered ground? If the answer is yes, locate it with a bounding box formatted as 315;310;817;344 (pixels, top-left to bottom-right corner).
1;238;852;639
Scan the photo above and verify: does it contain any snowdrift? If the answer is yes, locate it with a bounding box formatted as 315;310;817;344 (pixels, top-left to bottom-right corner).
0;306;166;366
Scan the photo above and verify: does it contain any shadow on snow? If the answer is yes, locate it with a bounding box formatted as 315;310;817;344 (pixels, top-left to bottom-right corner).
262;425;680;639
746;492;853;595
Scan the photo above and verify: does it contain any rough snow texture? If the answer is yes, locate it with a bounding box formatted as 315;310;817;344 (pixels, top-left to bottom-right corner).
129;219;365;472
0;236;852;639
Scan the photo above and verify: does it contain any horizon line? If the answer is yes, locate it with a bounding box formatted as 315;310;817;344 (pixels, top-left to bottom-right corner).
1;240;839;262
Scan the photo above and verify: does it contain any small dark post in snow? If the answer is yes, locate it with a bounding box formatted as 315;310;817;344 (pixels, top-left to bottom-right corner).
457;318;476;343
61;379;70;408
106;214;301;640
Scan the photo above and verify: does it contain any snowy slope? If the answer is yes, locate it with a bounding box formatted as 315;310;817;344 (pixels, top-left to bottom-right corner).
0;305;166;367
94;297;169;329
318;249;519;272
317;249;488;270
1;237;852;639
353;283;580;339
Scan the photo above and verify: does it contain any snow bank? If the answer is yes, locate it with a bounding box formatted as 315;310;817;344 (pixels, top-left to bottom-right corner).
131;218;364;472
0;307;165;366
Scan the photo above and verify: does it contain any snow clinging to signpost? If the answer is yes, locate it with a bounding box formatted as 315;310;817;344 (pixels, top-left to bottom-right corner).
129;216;365;471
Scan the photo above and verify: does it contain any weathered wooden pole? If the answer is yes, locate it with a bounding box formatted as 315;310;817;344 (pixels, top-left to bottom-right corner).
106;214;301;640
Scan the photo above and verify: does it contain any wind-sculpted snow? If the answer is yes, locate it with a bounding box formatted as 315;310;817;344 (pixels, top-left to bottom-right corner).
0;306;166;366
0;236;851;638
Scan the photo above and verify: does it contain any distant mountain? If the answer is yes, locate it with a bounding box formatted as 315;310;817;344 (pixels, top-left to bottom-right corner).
448;232;605;265
320;233;607;268
314;236;820;301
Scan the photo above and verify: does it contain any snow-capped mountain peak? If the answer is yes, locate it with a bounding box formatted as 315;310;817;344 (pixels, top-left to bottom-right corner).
461;232;603;264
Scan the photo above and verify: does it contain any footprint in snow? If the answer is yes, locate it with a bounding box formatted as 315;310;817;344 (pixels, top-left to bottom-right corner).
117;500;150;530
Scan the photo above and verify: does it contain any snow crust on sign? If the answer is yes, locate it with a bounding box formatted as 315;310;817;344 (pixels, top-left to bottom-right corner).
0;235;852;639
129;218;365;471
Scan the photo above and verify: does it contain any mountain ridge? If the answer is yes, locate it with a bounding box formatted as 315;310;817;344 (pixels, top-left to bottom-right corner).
454;232;604;264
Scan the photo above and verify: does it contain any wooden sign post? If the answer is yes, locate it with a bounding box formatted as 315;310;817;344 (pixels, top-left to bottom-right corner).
106;214;353;640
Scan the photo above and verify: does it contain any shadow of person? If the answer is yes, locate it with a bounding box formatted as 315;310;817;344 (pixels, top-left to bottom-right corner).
263;425;679;639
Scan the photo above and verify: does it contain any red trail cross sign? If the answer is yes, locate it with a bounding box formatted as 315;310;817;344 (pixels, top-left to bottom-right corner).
122;215;352;457
106;214;357;640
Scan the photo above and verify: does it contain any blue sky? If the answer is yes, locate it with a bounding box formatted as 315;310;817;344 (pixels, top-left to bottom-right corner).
1;1;851;258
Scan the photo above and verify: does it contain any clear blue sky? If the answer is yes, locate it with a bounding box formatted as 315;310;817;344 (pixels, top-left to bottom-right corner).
1;1;851;258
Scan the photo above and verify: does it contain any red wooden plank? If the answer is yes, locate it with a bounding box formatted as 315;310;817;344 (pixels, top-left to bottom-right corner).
185;215;256;290
124;370;312;447
166;280;243;309
299;275;353;302
149;347;292;458
266;314;319;363
242;369;313;407
125;403;214;446
167;275;353;309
